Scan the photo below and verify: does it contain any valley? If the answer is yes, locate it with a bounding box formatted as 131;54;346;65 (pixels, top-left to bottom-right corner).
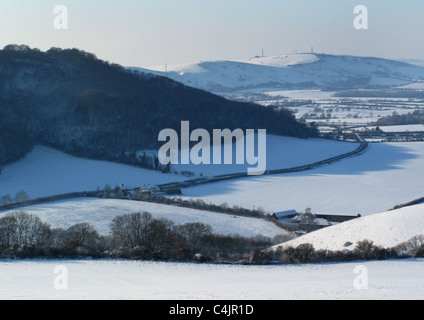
1;49;424;300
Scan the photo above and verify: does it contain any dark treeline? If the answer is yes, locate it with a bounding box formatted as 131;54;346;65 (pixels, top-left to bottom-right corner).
253;237;424;265
335;90;424;99
0;187;270;220
2;211;423;265
373;110;424;126
0;44;317;171
0;211;285;263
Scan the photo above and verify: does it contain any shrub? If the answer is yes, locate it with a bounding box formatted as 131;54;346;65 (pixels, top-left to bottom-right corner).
281;244;316;264
396;235;424;257
414;245;424;258
353;240;390;260
163;187;182;195
249;249;268;265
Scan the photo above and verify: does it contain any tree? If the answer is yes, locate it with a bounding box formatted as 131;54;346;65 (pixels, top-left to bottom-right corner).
298;208;316;225
1;194;13;206
110;212;153;249
175;223;213;252
0;215;18;247
7;211;50;246
14;191;30;204
103;184;112;198
354;240;376;260
144;218;175;250
64;223;99;248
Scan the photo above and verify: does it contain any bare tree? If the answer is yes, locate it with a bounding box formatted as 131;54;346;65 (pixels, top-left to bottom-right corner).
175;223;213;252
4;212;50;246
298;208;316;225
64;223;99;248
110;212;153;249
14;191;30;204
0;215;18;247
1;194;13;206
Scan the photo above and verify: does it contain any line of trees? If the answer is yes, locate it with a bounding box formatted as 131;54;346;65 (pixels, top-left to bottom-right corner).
373;110;424;126
1;191;31;206
254;237;424;265
2;211;423;264
0;211;286;262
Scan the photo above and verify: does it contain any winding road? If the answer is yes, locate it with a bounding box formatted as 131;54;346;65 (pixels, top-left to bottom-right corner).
159;135;369;191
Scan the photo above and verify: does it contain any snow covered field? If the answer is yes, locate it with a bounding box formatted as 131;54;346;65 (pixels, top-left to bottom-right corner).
0;137;359;199
173;135;359;177
1;259;423;300
0;146;187;199
0;198;288;238
271;203;424;252
178;142;424;215
377;124;424;133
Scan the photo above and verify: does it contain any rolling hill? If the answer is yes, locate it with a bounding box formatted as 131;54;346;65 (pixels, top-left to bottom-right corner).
133;53;424;93
0;198;289;238
269;203;424;252
0;45;316;170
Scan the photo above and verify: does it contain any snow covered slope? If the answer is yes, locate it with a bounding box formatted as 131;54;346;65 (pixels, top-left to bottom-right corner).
0;137;358;199
173;135;359;177
271;203;424;252
132;54;424;93
0;198;289;238
1;259;424;300
0;146;187;199
178;142;424;215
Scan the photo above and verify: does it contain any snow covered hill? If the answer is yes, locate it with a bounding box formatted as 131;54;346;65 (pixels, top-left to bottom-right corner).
178;142;424;216
0;137;358;200
0;146;187;199
270;203;424;252
0;198;289;238
131;53;424;93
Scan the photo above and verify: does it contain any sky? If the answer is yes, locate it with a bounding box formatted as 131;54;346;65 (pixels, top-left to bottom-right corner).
0;0;423;67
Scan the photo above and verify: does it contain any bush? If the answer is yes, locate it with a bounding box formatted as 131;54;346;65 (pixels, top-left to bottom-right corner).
163;187;182;195
396;235;424;257
414;245;424;258
249;249;268;265
354;240;376;260
280;244;316;264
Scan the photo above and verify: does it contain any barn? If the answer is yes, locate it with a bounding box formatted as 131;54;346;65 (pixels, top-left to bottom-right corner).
272;210;299;222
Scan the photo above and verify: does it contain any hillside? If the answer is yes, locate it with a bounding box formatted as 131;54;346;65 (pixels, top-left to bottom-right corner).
269;203;424;252
0;146;187;199
178;142;424;215
0;45;316;170
0;198;289;238
135;53;424;93
0;136;358;199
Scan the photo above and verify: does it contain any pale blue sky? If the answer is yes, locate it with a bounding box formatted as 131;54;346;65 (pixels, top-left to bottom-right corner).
0;1;423;67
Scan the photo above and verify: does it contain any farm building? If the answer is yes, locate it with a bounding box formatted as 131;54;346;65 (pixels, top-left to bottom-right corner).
272;210;299;222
